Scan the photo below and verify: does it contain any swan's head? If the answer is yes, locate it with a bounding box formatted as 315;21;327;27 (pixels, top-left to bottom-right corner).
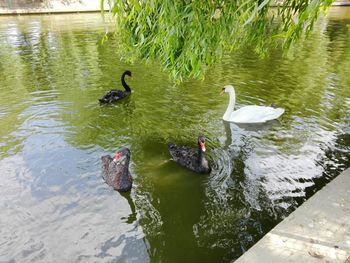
113;147;131;163
197;135;206;152
123;70;132;78
221;85;235;94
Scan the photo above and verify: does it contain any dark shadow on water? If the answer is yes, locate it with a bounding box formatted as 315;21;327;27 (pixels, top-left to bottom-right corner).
78;231;149;263
119;191;137;225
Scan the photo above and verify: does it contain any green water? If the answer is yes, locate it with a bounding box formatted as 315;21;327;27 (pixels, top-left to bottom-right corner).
0;10;349;263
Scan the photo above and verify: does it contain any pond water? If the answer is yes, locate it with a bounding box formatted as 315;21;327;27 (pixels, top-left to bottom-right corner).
0;10;349;263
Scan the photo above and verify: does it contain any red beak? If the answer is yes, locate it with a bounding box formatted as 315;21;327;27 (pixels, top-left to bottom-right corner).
200;142;206;152
114;153;122;161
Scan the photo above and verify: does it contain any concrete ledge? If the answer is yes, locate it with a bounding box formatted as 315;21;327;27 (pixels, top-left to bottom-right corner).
274;0;350;6
0;0;105;15
0;9;101;15
332;2;350;6
236;168;350;263
0;0;349;15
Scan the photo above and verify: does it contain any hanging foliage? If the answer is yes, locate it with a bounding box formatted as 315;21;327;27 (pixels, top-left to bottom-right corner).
101;0;334;81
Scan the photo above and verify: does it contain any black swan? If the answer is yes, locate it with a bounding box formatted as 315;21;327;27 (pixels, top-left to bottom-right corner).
168;135;211;174
99;70;132;104
101;147;133;192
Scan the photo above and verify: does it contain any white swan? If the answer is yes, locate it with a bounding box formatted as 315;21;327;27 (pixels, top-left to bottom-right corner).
221;85;285;123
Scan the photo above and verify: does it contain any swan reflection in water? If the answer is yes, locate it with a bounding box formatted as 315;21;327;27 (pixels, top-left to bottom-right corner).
222;120;282;148
120;192;137;224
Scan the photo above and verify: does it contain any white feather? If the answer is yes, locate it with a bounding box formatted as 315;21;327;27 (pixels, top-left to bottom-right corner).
222;85;285;123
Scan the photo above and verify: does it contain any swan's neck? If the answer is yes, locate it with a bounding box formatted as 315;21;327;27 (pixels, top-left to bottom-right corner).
121;74;131;92
223;90;235;121
197;147;207;165
197;147;202;160
197;149;209;172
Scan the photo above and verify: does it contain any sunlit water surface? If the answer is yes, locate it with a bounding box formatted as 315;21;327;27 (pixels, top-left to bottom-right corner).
0;10;349;263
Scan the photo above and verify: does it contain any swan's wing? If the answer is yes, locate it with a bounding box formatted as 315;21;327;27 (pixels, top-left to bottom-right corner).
99;90;124;103
168;144;197;163
230;106;284;123
101;155;113;165
110;90;125;97
101;155;113;179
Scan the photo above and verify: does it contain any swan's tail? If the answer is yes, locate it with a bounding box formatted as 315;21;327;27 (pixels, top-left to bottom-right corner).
267;108;285;121
274;108;285;118
167;143;176;150
99;97;109;103
263;107;285;122
167;143;178;160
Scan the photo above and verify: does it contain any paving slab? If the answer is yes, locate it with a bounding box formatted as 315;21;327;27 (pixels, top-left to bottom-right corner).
236;168;350;263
